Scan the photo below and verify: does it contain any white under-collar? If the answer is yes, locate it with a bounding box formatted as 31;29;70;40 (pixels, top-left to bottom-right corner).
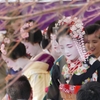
13;58;30;71
31;44;43;58
98;56;100;61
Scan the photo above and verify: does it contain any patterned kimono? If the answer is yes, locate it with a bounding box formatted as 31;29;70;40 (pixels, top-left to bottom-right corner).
23;53;54;100
46;55;100;100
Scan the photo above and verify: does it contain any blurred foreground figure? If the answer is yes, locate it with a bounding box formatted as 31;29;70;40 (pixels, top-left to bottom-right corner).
77;81;100;100
4;75;33;100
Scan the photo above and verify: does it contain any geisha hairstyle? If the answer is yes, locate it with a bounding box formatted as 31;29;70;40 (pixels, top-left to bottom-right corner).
27;28;42;44
95;20;100;25
56;26;70;42
20;19;42;45
47;20;58;40
84;24;100;39
8;42;27;60
85;24;100;34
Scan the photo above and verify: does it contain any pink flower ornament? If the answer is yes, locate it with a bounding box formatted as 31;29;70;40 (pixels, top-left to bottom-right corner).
20;22;33;39
42;26;48;35
0;38;11;55
0;43;7;55
57;16;85;39
29;22;34;27
4;38;10;44
20;25;29;39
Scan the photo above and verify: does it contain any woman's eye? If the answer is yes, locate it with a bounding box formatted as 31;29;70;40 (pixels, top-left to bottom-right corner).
93;41;98;43
67;45;73;48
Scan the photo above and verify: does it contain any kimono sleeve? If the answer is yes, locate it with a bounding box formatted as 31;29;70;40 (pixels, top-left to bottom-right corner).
70;60;100;85
46;64;62;100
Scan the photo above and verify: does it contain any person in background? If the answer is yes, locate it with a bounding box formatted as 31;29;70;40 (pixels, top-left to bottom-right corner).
84;24;100;58
41;36;50;50
42;20;61;60
46;21;58;41
84;24;100;84
76;81;100;100
41;35;50;54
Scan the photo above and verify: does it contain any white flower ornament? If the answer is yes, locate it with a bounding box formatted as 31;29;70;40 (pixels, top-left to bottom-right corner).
57;16;85;39
1;43;7;55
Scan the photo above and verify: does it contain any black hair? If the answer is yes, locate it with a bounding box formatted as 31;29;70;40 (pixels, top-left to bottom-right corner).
25;19;35;23
47;21;58;40
95;20;100;25
84;24;100;35
77;81;100;100
56;25;70;42
41;35;50;49
27;28;42;44
8;42;27;60
7;75;32;100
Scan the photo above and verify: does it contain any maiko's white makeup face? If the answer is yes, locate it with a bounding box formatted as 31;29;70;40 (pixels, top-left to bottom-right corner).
58;35;80;61
22;41;37;57
2;55;26;71
2;54;16;69
51;34;61;56
2;54;21;71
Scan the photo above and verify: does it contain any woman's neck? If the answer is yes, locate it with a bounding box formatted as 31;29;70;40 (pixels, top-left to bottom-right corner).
14;57;30;70
32;43;43;57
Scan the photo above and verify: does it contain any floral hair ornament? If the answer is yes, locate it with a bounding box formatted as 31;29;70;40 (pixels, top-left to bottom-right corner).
0;38;10;55
20;22;34;39
57;16;89;61
42;27;48;35
0;30;7;43
57;16;85;38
